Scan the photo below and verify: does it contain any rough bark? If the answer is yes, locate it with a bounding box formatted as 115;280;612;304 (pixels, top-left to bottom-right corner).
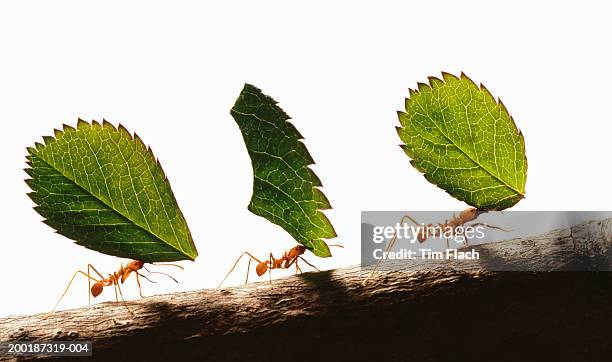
1;219;611;362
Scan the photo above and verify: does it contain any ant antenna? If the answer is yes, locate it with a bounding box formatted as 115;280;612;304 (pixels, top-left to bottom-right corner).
143;265;179;283
136;271;157;284
151;263;184;270
298;256;321;272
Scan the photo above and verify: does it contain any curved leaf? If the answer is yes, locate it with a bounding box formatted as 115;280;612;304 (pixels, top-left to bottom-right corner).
231;84;337;257
25;120;198;262
397;72;527;210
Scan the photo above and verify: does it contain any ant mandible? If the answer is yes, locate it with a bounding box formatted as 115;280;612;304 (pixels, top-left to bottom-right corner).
52;260;182;314
218;244;343;287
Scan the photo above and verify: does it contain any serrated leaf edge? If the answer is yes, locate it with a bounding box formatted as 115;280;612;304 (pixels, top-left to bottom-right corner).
233;84;337;257
25;119;198;260
397;72;528;210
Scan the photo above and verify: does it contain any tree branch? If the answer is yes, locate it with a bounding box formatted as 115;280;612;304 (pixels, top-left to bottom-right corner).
1;219;611;361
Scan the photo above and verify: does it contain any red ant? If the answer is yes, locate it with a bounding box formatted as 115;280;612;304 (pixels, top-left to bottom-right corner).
51;260;183;314
363;208;510;284
404;208;509;245
218;244;344;287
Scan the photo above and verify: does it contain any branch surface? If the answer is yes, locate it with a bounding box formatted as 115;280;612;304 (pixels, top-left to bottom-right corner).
1;219;611;361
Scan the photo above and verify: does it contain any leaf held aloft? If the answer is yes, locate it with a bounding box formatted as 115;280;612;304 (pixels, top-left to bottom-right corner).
397;73;527;210
231;84;337;257
25;120;198;262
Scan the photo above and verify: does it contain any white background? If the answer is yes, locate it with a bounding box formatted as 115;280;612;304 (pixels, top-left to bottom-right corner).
1;1;610;317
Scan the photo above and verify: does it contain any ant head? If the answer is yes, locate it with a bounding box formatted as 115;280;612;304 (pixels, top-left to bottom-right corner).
256;262;268;277
91;282;104;298
128;260;145;270
460;208;485;222
291;245;307;255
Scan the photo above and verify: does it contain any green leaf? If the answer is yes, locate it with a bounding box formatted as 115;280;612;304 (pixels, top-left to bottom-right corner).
230;84;337;257
25;120;198;262
397;72;527;210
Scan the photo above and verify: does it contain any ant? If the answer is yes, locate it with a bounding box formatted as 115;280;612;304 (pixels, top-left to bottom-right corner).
218;244;344;287
51;260;183;315
405;208;509;246
363;208;510;284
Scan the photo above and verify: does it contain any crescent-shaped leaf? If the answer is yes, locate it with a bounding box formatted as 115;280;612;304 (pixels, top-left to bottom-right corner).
231;84;337;257
25;120;198;262
397;72;527;210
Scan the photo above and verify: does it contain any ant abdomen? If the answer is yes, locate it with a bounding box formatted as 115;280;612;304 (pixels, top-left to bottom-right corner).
91;282;104;298
256;263;268;276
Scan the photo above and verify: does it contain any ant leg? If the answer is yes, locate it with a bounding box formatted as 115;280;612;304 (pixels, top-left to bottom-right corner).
268;253;273;284
245;258;251;285
113;282;119;302
112;283;130;314
116;281;127;303
86;264;105;306
218;252;264;288
284;256;301;274
115;282;133;315
469;222;512;233
364;229;398;284
468;222;512;245
284;256;298;271
135;272;144;298
363;214;418;285
52;270;100;313
87;267;91;306
87;264;105;279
